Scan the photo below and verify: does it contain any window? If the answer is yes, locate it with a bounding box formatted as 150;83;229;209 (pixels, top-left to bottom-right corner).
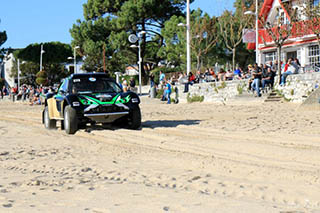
313;0;320;7
264;51;277;63
308;45;320;65
280;11;285;24
72;77;122;94
58;79;69;94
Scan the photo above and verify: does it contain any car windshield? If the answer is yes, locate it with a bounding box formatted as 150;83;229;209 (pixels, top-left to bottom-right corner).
71;77;122;94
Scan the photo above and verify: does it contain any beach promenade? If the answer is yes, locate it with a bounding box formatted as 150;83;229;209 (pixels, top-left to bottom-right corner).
0;97;320;212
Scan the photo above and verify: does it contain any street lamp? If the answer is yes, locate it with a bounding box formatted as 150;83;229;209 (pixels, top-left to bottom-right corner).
39;44;45;71
73;46;80;74
18;59;21;89
178;0;191;75
129;31;146;96
244;0;259;64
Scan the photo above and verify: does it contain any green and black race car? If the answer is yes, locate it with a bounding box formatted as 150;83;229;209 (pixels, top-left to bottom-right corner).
42;73;141;134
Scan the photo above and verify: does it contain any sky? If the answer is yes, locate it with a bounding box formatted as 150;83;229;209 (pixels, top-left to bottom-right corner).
0;0;235;49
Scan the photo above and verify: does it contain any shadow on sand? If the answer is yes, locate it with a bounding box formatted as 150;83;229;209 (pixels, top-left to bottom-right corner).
82;119;201;133
142;119;201;129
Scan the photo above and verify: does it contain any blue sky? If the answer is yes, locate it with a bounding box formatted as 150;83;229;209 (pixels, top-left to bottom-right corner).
0;0;235;49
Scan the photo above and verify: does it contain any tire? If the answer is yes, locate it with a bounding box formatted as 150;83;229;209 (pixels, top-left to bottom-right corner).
64;105;78;134
43;106;56;129
128;107;141;129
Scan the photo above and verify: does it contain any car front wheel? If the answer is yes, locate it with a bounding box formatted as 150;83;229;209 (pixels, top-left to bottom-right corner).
64;105;78;134
44;106;56;129
128;107;141;129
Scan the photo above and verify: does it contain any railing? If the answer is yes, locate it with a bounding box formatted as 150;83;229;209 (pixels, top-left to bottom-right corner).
302;64;320;73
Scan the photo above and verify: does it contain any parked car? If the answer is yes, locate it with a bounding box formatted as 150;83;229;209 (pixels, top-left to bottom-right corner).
42;73;141;134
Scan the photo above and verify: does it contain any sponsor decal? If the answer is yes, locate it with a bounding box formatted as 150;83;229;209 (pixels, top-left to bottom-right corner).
89;77;96;82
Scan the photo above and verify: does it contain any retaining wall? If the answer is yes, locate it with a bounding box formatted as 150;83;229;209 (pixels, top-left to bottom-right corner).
177;72;320;103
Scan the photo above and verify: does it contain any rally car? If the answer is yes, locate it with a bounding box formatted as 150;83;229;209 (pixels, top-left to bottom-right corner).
42;73;141;134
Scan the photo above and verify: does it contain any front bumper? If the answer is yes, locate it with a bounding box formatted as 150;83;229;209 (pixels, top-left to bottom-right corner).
84;111;129;123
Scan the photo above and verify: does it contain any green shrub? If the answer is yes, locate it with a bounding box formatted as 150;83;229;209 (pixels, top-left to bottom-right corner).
36;77;48;86
237;83;245;95
156;88;164;99
290;89;294;96
36;70;47;78
275;89;291;102
217;81;226;89
36;71;48;85
187;93;204;103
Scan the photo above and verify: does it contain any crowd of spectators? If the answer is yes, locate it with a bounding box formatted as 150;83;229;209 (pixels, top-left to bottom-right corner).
0;84;57;105
167;57;301;96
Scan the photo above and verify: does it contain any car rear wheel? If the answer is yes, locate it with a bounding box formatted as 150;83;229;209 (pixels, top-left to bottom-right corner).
44;106;56;129
128;107;141;129
64;105;78;134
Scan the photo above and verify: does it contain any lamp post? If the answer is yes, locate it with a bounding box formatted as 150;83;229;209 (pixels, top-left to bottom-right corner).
129;31;146;96
73;46;80;74
177;0;191;75
186;0;190;75
17;59;21;89
244;0;259;64
39;44;45;71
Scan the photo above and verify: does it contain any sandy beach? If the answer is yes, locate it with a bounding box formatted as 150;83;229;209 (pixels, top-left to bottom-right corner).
1;96;320;212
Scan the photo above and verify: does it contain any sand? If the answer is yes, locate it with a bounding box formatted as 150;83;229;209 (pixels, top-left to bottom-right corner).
0;96;320;212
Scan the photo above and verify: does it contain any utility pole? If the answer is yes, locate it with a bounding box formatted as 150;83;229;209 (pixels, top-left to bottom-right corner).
255;0;259;64
18;59;20;89
40;44;44;71
186;0;191;75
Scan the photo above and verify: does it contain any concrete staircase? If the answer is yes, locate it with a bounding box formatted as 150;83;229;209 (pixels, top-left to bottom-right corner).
264;89;283;102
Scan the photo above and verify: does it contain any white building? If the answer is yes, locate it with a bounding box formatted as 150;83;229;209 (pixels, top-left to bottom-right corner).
125;65;138;76
251;0;320;72
0;53;15;88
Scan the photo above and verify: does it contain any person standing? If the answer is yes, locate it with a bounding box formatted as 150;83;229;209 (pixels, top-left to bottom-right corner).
149;74;155;88
251;63;262;97
129;77;136;92
121;78;128;92
164;80;172;104
272;60;278;75
159;71;166;88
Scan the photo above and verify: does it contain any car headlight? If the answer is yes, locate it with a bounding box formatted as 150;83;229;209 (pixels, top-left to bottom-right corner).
73;101;80;107
131;98;139;103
